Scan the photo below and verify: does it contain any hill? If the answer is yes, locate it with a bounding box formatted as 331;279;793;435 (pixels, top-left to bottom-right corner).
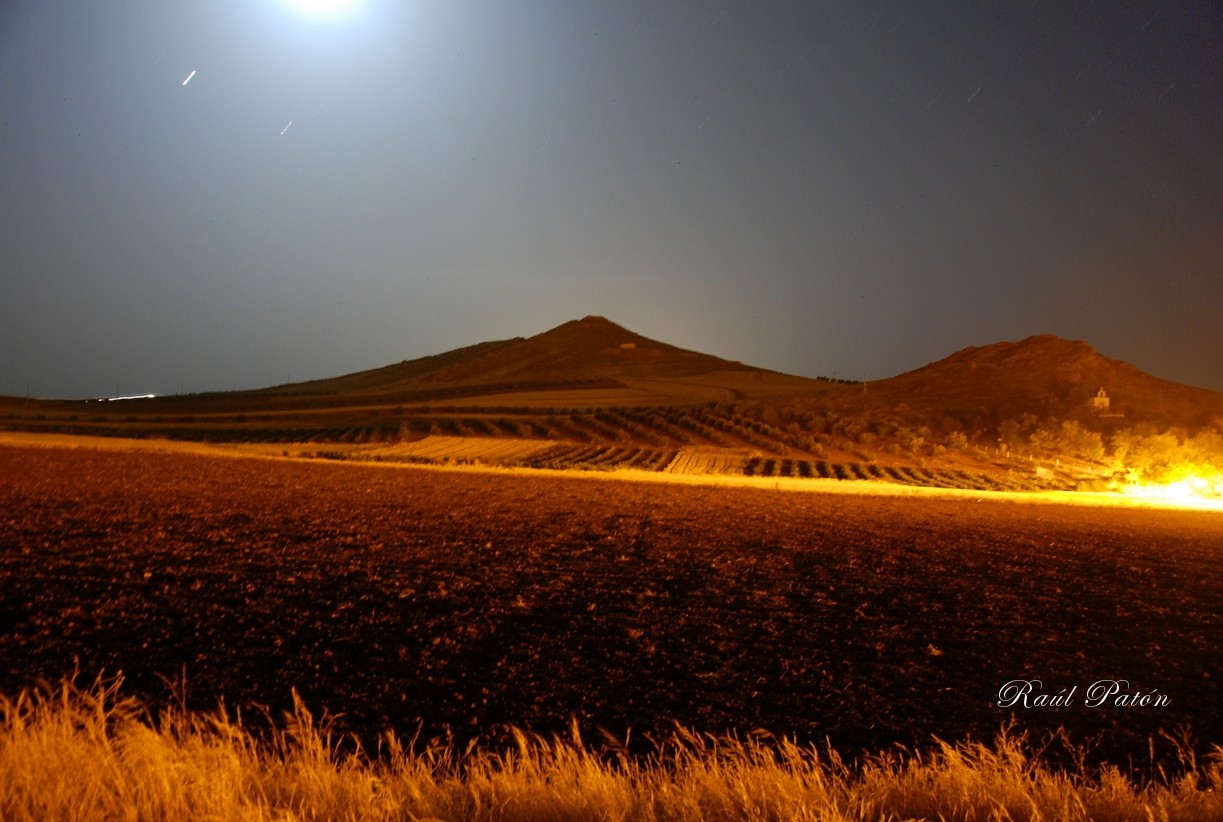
256;315;828;406
806;334;1223;432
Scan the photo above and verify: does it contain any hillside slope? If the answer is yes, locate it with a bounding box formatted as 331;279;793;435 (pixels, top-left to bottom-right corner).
266;338;522;397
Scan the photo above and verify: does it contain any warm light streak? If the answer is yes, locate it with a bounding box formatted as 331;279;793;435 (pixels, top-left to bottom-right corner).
1116;472;1223;510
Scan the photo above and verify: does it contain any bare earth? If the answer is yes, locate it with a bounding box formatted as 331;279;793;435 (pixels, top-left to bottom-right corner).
1;435;1220;768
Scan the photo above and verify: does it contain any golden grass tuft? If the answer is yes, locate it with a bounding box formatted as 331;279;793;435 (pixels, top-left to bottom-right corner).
2;677;1221;821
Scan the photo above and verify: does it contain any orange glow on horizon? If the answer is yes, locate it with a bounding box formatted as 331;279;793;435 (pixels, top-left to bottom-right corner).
1115;471;1223;510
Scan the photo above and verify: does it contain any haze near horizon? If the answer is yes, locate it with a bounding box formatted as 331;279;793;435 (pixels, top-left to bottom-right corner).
2;1;1221;398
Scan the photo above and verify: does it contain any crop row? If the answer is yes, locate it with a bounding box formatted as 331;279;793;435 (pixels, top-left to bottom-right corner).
9;402;811;455
741;458;1061;491
515;445;677;472
410;409;796;453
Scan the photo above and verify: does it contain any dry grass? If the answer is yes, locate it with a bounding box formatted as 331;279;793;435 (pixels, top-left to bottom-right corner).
2;678;1221;821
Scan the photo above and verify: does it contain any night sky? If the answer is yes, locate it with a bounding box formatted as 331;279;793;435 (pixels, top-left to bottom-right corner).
3;1;1221;399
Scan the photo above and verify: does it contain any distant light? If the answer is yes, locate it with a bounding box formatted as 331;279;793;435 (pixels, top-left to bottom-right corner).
278;0;363;21
101;394;157;402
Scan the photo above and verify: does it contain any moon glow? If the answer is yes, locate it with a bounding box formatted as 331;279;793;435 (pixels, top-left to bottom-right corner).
278;0;363;21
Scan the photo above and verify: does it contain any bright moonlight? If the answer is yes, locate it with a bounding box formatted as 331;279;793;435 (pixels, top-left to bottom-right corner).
278;0;363;21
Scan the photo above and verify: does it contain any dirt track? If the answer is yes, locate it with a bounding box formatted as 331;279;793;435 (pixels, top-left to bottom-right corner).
1;440;1220;765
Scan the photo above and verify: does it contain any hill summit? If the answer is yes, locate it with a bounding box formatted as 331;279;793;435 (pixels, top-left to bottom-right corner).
418;315;757;385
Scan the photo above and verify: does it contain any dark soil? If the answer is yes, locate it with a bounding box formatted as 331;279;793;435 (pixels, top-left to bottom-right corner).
1;442;1220;769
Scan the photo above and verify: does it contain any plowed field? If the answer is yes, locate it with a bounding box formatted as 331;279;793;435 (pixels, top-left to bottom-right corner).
1;441;1220;766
